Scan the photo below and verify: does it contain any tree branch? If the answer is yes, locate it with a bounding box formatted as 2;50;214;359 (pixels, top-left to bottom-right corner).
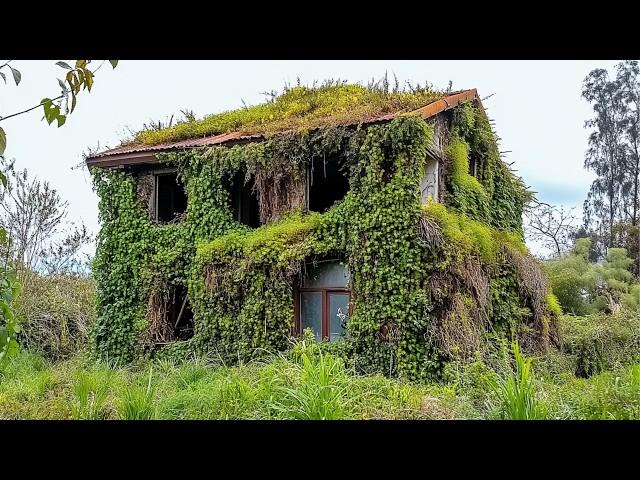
0;94;64;123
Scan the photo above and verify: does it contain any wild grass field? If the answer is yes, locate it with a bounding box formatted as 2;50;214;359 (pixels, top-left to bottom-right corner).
2;312;640;420
3;269;640;420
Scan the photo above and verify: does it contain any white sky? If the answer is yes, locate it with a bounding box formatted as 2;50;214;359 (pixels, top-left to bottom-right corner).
0;60;621;256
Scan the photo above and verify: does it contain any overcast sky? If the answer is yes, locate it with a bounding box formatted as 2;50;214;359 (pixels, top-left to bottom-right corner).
0;60;621;255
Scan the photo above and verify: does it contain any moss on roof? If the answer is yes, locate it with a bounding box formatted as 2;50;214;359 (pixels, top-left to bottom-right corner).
133;82;446;146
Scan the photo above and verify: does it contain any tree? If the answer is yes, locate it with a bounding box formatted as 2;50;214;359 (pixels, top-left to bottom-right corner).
0;158;67;275
615;61;640;273
524;201;576;258
582;68;627;252
0;59;117;367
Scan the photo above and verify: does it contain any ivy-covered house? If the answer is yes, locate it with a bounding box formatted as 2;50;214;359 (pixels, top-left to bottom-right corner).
86;82;560;380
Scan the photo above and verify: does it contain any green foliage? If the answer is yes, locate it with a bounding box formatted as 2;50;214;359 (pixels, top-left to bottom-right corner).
422;202;527;266
91;98;544;381
134;81;445;145
117;369;156;420
270;348;348;420
447;102;530;232
483;341;547;420
0;346;465;419
71;370;111;419
559;311;640;377
546;238;640;315
0;269;21;369
15;272;96;361
545;238;598;315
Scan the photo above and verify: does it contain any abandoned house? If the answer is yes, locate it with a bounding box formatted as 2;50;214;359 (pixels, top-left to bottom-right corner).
86;82;560;380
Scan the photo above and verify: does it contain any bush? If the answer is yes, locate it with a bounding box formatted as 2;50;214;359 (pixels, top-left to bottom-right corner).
546;239;640;316
15;272;96;361
559;311;640;377
545;364;640;419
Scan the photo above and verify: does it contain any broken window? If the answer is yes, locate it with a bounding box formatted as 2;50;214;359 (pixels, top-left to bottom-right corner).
308;157;349;213
229;171;261;228
168;285;194;340
155;171;187;223
296;260;351;341
468;155;479;178
420;156;439;203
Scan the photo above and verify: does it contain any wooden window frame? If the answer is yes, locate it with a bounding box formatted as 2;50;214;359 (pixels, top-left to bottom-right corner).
152;168;185;223
293;286;352;341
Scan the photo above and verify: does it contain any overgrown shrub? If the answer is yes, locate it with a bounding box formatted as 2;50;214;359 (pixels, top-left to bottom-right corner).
559;311;640;377
15;272;96;361
545;238;640;315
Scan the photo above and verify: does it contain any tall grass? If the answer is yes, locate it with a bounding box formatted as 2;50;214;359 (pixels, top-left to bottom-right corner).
118;368;156;420
270;349;348;420
485;341;546;420
71;371;111;420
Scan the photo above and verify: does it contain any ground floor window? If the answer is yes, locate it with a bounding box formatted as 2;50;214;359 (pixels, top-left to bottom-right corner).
295;260;350;341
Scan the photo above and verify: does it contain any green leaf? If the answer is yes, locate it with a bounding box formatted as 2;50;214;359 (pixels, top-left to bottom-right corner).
56;61;72;70
0;126;5;156
0;172;6;189
56;114;66;128
9;66;21;86
109;60;119;69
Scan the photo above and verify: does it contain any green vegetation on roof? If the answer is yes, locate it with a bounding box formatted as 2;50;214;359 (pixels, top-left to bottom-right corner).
133;80;446;146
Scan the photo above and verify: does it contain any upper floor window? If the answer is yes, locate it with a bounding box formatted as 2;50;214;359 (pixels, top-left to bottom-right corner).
308;157;349;213
154;171;187;223
229;171;261;228
420;156;439;203
469;155;479;178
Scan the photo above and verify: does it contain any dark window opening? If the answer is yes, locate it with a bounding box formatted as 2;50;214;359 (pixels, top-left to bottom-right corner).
295;260;351;342
230;171;261;228
168;285;194;341
155;172;187;223
468;155;479;179
308;157;349;213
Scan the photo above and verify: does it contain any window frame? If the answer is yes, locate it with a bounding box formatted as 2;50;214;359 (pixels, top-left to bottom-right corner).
152;168;186;223
294;286;352;341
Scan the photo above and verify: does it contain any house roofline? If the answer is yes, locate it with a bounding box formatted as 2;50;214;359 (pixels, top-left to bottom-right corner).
85;89;478;169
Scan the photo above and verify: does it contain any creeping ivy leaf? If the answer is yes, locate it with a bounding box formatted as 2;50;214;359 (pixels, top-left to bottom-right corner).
109;60;119;69
9;66;21;86
56;114;66;128
0;126;5;156
56;61;72;70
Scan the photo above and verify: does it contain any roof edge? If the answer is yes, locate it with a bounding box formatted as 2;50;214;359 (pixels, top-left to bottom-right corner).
86;88;478;169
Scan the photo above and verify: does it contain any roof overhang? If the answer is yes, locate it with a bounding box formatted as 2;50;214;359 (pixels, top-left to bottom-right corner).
85;88;479;169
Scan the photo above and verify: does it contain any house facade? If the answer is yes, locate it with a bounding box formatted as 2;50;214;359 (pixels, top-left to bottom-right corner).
87;85;558;380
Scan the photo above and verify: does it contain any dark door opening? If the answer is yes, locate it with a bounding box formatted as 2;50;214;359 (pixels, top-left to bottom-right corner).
155;172;187;223
168;285;194;340
308;157;349;213
230;171;261;228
